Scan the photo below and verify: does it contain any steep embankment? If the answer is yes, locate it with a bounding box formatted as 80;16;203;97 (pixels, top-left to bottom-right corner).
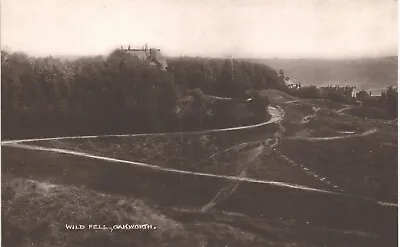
2;176;275;247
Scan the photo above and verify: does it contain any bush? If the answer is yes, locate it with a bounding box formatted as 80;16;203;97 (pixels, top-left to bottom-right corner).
293;86;319;99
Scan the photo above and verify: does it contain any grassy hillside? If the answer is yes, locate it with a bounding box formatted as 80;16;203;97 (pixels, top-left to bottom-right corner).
2;176;273;247
3;149;395;247
2;87;397;246
273;95;398;202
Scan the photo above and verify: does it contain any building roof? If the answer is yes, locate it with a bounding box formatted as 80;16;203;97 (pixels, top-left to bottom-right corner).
121;45;168;71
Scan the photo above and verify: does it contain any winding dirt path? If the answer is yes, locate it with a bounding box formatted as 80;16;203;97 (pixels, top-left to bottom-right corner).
200;145;265;212
200;105;287;212
2;105;283;145
284;128;378;141
4;142;337;194
2;103;396;208
4;142;395;207
337;106;354;113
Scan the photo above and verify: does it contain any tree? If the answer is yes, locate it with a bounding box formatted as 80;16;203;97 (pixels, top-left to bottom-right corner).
279;69;284;78
216;60;234;96
356;90;369;100
381;86;398;118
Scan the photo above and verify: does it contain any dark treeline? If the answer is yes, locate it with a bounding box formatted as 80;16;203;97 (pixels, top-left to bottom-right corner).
2;50;282;139
168;57;285;97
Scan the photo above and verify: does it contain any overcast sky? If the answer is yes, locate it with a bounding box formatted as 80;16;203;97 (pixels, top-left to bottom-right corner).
1;0;398;58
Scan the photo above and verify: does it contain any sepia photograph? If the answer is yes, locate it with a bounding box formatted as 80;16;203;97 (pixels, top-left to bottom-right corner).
1;0;398;246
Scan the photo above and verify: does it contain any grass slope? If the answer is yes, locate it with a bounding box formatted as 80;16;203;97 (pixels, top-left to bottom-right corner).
2;89;398;246
2;150;395;247
2;176;272;247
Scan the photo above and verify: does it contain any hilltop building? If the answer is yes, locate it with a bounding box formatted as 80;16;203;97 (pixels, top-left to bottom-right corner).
121;44;168;71
279;70;301;89
284;77;301;89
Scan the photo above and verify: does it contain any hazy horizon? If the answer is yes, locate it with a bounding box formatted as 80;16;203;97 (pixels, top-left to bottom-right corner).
1;48;398;60
2;0;398;58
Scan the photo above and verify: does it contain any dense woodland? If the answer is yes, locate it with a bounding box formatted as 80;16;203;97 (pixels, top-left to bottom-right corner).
1;50;282;139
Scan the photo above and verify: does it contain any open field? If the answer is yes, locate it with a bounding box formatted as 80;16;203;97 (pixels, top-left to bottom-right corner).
342;106;396;120
279;126;397;202
272;95;397;202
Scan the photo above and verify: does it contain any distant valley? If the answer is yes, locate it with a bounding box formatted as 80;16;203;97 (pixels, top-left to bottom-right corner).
249;56;398;91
